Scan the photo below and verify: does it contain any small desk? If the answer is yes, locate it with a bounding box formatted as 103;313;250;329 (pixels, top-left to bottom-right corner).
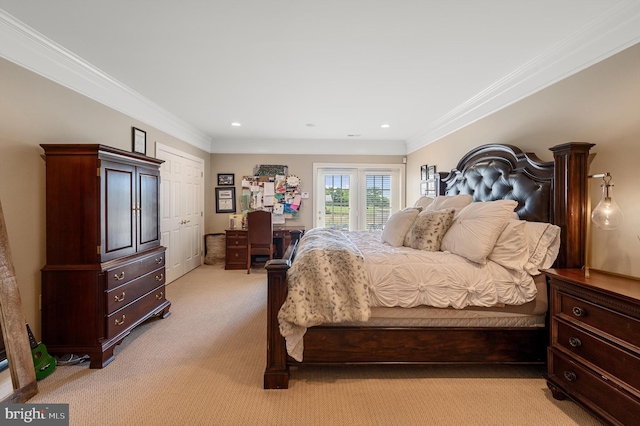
224;226;305;270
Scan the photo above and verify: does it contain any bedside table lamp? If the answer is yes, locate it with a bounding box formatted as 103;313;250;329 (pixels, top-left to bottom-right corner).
585;172;623;278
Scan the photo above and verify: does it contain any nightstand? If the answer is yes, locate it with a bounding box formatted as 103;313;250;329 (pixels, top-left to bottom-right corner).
543;268;640;425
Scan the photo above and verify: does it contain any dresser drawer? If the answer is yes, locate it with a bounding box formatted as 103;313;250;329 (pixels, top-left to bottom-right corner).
106;286;166;339
106;267;165;314
555;319;640;392
106;251;166;290
226;233;247;248
557;291;640;349
548;349;640;425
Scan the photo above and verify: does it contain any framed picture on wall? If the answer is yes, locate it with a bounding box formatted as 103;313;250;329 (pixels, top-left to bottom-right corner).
420;165;428;181
218;173;235;186
427;165;436;179
420;182;428;196
215;187;236;213
132;127;146;155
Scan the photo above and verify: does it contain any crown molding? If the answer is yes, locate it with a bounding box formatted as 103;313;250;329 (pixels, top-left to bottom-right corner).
406;0;640;153
3;4;639;157
0;9;212;153
210;138;407;155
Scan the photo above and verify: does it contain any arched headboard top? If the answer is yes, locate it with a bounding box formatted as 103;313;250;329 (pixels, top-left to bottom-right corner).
440;144;555;222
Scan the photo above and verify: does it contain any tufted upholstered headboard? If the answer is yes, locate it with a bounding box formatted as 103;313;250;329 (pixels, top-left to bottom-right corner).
439;144;554;223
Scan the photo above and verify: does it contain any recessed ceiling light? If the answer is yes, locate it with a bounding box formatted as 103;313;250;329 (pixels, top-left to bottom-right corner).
381;124;390;128
231;122;241;127
306;123;317;127
347;134;361;137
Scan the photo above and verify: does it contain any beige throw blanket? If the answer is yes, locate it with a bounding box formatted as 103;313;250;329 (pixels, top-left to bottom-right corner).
277;228;371;361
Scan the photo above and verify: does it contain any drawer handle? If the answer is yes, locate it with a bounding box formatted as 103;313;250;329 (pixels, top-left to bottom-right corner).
568;337;582;348
235;253;238;258
235;241;239;245
155;273;164;281
563;371;577;382
114;292;126;302
114;315;126;326
155;257;163;264
114;271;125;281
156;291;164;300
572;306;586;317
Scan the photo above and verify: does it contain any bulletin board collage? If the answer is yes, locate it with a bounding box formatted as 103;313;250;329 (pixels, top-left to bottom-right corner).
241;164;302;224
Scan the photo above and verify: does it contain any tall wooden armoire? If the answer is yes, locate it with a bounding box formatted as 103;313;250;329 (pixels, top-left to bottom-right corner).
40;144;171;368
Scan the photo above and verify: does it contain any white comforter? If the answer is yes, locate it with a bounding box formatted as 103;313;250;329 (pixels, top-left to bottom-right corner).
347;230;537;309
279;229;538;361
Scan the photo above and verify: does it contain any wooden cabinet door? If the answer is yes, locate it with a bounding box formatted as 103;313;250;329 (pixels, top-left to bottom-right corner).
137;166;161;252
102;161;136;261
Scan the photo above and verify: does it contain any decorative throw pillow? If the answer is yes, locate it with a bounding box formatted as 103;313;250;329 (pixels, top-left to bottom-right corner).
414;196;434;209
488;219;528;271
441;200;518;264
380;208;420;247
424;194;473;214
404;209;455;251
523;221;561;275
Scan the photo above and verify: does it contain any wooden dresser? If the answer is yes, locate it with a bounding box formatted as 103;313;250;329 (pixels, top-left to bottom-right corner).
544;268;640;425
40;144;171;368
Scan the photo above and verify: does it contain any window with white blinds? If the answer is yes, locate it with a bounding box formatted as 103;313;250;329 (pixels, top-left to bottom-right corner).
314;164;404;231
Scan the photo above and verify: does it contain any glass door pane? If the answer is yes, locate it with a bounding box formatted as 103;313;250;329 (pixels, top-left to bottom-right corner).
365;174;392;230
316;170;357;230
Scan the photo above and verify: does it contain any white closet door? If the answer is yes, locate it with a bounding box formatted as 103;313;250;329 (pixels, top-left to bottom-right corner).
156;144;204;283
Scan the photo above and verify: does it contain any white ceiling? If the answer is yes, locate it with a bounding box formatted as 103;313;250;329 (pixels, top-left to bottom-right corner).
1;1;639;155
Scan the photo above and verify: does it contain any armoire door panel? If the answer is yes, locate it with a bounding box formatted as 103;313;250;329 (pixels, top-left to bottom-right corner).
103;163;135;261
138;169;161;251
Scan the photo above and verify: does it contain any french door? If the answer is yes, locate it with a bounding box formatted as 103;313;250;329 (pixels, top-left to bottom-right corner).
314;164;404;231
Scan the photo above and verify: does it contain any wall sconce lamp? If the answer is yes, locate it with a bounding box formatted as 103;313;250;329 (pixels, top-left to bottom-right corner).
585;172;624;278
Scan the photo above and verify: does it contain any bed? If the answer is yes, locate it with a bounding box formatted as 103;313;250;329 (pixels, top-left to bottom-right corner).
265;142;593;389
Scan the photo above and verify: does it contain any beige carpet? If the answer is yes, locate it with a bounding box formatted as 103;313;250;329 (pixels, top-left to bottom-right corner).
30;265;602;426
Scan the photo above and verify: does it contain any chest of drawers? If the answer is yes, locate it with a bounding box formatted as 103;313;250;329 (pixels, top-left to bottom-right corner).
544;268;640;425
225;229;248;270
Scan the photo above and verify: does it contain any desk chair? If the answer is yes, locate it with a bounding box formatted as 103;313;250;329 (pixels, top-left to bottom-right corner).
247;210;275;274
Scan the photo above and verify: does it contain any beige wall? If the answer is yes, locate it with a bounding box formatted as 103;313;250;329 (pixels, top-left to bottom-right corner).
2;40;638;340
407;43;640;277
208;154;404;233
0;58;210;338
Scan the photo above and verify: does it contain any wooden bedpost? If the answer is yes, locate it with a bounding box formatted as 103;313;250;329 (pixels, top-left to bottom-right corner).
264;230;302;389
550;142;594;269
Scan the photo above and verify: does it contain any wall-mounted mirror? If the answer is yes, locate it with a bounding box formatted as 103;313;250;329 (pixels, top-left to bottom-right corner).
0;200;38;403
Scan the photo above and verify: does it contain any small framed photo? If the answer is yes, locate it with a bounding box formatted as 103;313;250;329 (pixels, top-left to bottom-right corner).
215;187;236;213
218;173;235;186
132;127;146;155
420;165;428;181
427;165;436;179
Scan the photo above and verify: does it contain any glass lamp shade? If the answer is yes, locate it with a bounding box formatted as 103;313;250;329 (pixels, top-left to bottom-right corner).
591;182;623;230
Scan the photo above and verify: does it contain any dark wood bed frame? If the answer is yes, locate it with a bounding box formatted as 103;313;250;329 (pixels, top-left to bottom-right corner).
265;142;593;389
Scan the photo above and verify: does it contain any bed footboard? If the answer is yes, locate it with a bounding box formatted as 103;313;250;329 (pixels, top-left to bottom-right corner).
264;230;301;389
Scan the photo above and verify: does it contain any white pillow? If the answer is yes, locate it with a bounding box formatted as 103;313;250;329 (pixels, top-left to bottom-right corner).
441;200;518;264
523;221;561;275
424;194;473;214
414;196;434;209
488;219;528;271
404;209;455;251
381;209;420;247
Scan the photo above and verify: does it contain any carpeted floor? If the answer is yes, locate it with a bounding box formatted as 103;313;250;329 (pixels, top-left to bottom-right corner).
30;265;602;426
